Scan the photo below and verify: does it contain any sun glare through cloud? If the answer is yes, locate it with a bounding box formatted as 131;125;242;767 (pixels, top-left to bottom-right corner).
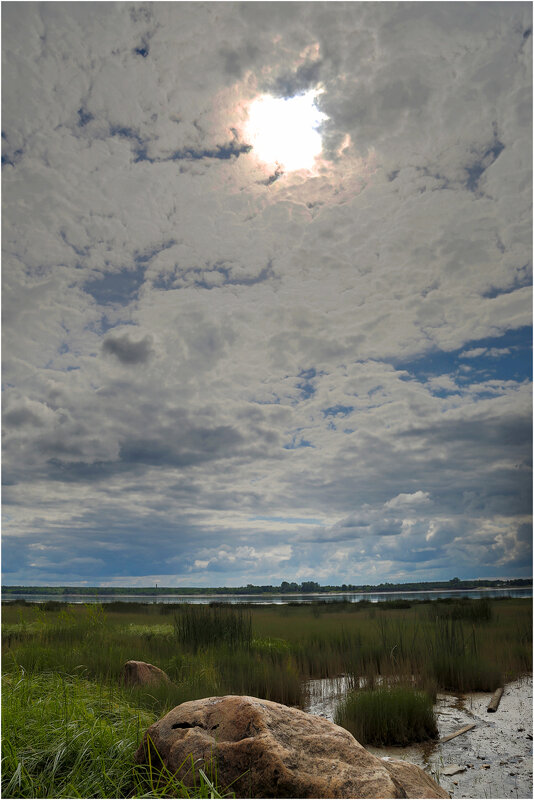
2;2;532;598
246;90;328;172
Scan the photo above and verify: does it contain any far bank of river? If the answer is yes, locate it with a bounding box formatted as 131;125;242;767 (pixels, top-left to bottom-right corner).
2;587;532;604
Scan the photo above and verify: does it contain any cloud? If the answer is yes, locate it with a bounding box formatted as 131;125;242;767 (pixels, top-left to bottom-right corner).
102;332;154;364
2;2;531;586
385;491;431;510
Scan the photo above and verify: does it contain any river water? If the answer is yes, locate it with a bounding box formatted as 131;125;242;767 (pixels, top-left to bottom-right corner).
2;587;531;604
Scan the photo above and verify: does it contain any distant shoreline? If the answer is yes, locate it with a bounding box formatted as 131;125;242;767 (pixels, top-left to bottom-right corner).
2;584;532;600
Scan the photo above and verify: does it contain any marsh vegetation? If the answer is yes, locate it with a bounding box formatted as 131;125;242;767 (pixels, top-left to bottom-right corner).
2;596;531;797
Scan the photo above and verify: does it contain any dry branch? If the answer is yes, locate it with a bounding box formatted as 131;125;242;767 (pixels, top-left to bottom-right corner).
439;723;476;743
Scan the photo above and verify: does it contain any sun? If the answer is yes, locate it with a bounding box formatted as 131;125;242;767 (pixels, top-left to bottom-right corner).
245;90;328;173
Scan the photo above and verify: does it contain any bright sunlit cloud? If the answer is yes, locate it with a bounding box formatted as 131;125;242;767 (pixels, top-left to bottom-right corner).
246;90;328;172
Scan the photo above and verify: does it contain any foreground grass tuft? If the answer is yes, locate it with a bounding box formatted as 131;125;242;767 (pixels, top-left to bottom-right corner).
335;685;438;746
1;669;233;798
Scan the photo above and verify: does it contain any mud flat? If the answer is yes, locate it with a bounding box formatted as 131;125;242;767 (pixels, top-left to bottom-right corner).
303;675;533;799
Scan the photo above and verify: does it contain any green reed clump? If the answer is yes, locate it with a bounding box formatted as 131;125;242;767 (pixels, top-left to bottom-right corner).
335;685;438;746
423;615;501;692
292;629;363;678
376;599;412;610
174;604;252;651
217;646;301;705
432;597;492;622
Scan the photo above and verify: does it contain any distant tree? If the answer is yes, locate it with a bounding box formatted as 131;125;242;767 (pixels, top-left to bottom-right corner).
280;581;299;592
300;580;320;593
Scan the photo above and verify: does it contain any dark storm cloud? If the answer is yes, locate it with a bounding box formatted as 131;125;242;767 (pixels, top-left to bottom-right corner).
102;332;154;364
272;60;324;98
119;425;244;467
3;407;44;428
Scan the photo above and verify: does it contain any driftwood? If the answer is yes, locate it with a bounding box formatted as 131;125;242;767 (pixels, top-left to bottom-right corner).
439;723;476;743
487;686;504;712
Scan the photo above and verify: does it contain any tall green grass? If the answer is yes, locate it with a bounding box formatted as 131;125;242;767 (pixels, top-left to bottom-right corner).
430;597;493;622
2;596;531;780
174;604;252;651
335;685;438;746
1;670;234;798
425;615;501;692
1;597;531;798
3;598;531;697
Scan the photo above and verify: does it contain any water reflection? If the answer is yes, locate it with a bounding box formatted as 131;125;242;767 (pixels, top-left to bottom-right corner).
2;587;531;604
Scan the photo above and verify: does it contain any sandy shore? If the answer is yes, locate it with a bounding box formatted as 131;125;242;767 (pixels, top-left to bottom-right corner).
304;675;533;799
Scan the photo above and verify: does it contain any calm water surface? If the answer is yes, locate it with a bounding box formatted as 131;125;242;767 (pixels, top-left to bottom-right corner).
3;587;531;604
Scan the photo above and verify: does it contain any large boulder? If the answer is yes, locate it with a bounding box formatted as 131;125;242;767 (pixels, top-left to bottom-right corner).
135;695;448;798
121;660;171;687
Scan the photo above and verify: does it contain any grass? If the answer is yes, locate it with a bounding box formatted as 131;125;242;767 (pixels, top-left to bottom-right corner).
335;685;438;746
1;670;234;798
426;615;502;692
2;597;531;797
430;597;493;622
3;598;531;694
174;604;252;651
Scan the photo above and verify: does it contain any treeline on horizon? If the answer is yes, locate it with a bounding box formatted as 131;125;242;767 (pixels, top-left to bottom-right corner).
2;576;531;596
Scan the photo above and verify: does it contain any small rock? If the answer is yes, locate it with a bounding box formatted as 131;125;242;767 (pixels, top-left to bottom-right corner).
480;764;491;770
121;660;171;687
442;765;466;776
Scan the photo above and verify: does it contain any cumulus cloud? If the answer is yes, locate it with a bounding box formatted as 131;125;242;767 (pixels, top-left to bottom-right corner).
385;492;431;510
2;2;531;587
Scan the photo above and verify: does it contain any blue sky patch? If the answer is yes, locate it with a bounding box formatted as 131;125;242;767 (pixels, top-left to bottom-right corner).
84;265;146;306
322;405;354;417
297;368;317;400
465;139;504;192
394;326;532;386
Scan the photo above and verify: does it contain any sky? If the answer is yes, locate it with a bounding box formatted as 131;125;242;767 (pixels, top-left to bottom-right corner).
2;2;532;588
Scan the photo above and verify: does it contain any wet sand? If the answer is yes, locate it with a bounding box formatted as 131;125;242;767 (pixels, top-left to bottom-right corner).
303;675;533;799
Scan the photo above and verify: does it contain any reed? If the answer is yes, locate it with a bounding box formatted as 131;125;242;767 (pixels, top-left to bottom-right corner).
431;597;493;622
2;597;531;715
173;604;252;651
335;685;438;746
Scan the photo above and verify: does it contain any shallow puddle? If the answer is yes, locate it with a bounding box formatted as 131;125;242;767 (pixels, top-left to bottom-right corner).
302;675;533;799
